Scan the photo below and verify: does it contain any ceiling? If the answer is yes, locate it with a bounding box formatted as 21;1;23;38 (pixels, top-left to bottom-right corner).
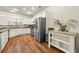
0;6;47;17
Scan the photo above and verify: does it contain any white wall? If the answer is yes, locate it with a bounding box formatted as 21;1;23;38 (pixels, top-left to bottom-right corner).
0;11;32;25
32;6;79;33
45;6;79;32
22;18;33;24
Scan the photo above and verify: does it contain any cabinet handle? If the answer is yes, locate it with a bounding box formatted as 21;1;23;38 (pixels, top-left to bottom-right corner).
50;34;52;36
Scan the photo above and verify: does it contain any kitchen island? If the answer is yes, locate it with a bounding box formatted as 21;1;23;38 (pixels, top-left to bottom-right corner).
0;24;35;52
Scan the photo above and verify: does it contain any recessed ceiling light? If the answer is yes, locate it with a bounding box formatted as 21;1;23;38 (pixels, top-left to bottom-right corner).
23;8;26;10
32;7;35;10
26;11;32;15
0;14;5;16
10;8;18;13
13;8;18;11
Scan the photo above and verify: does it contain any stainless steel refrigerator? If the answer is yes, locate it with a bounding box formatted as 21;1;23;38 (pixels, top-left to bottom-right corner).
34;17;46;43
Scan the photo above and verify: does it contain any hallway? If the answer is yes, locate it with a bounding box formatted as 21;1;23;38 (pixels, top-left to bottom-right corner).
2;35;63;53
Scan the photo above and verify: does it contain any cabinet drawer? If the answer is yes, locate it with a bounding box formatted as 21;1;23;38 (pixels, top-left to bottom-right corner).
53;34;70;43
59;42;70;51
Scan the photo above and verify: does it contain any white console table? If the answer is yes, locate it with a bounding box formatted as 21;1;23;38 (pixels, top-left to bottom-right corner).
48;30;79;53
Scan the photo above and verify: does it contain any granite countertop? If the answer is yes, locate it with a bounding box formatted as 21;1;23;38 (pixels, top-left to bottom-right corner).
0;29;8;33
0;24;35;33
49;30;77;36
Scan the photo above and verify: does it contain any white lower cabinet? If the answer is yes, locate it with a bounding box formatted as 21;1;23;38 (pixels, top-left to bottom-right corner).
16;29;23;35
0;31;8;51
22;28;31;34
9;28;31;38
0;28;31;52
9;29;18;38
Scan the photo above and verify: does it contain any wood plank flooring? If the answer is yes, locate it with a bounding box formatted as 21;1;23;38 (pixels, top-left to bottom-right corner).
2;34;63;53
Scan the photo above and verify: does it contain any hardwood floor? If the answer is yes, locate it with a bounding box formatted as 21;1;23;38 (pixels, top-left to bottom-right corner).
2;34;63;53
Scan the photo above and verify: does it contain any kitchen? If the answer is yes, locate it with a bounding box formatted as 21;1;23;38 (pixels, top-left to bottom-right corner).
0;6;50;53
0;6;79;53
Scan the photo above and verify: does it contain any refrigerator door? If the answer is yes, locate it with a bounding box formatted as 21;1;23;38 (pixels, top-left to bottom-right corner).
34;17;46;42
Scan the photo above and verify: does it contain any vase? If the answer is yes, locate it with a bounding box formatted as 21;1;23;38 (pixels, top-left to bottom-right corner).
60;26;66;31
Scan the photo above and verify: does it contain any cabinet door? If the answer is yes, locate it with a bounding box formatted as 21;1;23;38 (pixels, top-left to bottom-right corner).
5;31;8;44
22;28;31;34
0;34;1;48
1;31;8;49
9;29;17;38
17;29;23;35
